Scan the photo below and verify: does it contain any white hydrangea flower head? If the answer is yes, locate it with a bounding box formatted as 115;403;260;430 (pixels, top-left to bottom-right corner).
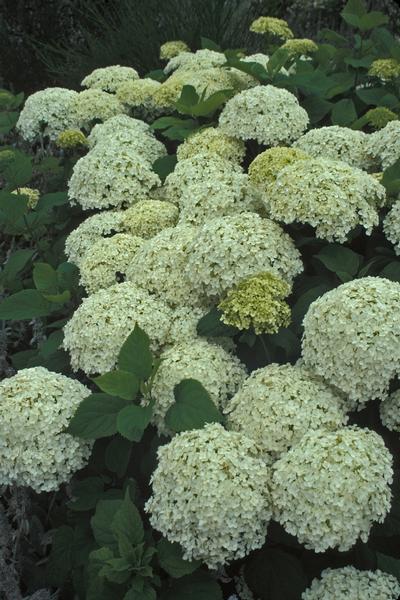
293;126;374;170
185;212;303;301
302;277;400;404
116;78;163;119
380;389;400;432
87;114;150;146
78;233;144;294
71;89;126;131
384;199;400;254
16;87;78;142
368;119;400;169
120;199;179;238
63;282;173;375
248;146;310;194
166;305;207;345
81;65;139;93
225;363;348;463
160;40;190;60
163;49;225;75
145;423;272;568
272;426;393;552
64;210;126;266
148;338;247;435
177;127;246;164
0;367;92;492
243;53;270;69
219;85;309;146
68;142;161;210
168;67;239;100
126;223;202;308
302;567;400;600
267;157;386;242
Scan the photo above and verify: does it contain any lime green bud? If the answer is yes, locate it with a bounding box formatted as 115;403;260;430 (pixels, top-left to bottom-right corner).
368;58;400;81
12;187;40;209
218;272;291;334
281;38;318;55
250;16;293;40
249;146;309;191
365;107;398;130
160;40;190;60
56;129;87;149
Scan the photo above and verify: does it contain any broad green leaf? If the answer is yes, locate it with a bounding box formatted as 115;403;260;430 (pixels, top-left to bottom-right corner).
314;244;362;281
0;289;52;319
165;378;224;433
292;283;333;328
145;69;167;82
163;126;197;141
356;86;388;106
38;330;63;359
0;191;28;231
33;262;59;294
3;152;32;188
67;393;129;439
91;500;122;549
245;548;307;600
162;572;223;600
57;262;80;292
111;490;144;547
36;192;68;212
175;85;199;111
196;307;238;337
0;111;19;134
94;370;139;401
105;436;132;477
377;553;400;582
302;95;333;124
325;72;355;99
382;159;400;195
118;324;153;380
46;525;74;585
69;477;105;511
152;154;177;182
43;290;71;303
267;48;290;76
116;403;153;442
190;89;234;117
124;582;156;600
200;37;222;51
150;116;196;130
157;538;200;578
224;56;269;82
381;262;400;282
340;0;366;28
359;11;388;31
331;98;357;126
1;248;35;285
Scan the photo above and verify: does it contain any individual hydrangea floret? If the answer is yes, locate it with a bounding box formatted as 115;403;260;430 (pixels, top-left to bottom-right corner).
365;107;398;130
267;157;386;242
185;212;303;301
380;389;400;432
219;85;309;146
281;38;318;55
368;58;400;81
293;126;374;170
147;338;246;435
177;127;246;164
126;223;202;308
63;282;173;375
368;120;400;169
71;89;126;131
249;147;309;193
302;277;400;404
121;199;179;238
56;129;88;149
116;78;162;119
249;16;293;39
384;199;400;254
302;567;400;600
81;65;139;92
160;40;190;60
225;363;347;462
68;142;161;210
272;426;393;552
12;187;40;209
218;272;291;334
163;48;225;75
0;367;92;492
145;423;272;568
79;233;144;294
16;87;78;142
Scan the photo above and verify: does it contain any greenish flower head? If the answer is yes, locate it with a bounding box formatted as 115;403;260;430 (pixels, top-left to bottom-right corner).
249;16;293;40
160;40;190;60
218;271;291;334
281;38;318;55
56;129;88;150
365;107;398;130
249;146;309;190
12;187;40;209
368;58;400;81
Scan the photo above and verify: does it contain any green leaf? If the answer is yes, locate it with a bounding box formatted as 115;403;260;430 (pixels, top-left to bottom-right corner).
116;403;153;442
94;370;139;401
118;324;153;380
0;289;53;319
0;111;19;134
165;378;224;433
111;489;144;547
36;191;68;211
91;499;123;549
157;539;200;578
57;262;80;292
0;191;28;231
331;99;357;126
340;0;366;28
38;330;63;358
176;85;199;111
382;159;400;195
325;72;355;99
33;262;59;294
162;572;223;600
1;249;35;285
145;69;167;82
292;283;333;328
150;116;196;130
43;289;71;304
244;548;307;600
46;526;74;585
377;553;400;581
302;95;333;124
200;37;222;51
67;393;128;440
69;477;105;511
381;262;400;282
105;435;132;477
3;152;32;189
196;307;238;337
124;582;156;600
152;154;177;182
356;86;388;106
314;244;362;282
190;89;234;117
224;55;269;82
359;11;388;31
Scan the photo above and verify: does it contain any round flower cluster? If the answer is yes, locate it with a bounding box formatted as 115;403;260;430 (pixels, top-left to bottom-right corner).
56;129;87;149
160;40;190;60
185;212;303;301
218;272;291;334
384;200;400;254
122;199;179;238
293;126;373;170
364;107;398;130
63;282;173;375
78;233;144;294
126;224;202;308
151;76;185;111
219;85;309;146
249;16;293;39
68;141;160;210
302;567;400;600
81;65;139;92
271;426;393;552
368;120;400;169
281;38;318;55
368;58;400;81
225;363;347;462
116;78;162;119
87;114;150;145
148;338;247;435
0;367;92;492
176;127;246;164
267;157;386;242
380;389;400;432
16;87;78;142
12;187;40;209
249;147;309;193
163;48;225;75
302;277;400;404
167;67;239;100
70;89;125;131
145;423;272;568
